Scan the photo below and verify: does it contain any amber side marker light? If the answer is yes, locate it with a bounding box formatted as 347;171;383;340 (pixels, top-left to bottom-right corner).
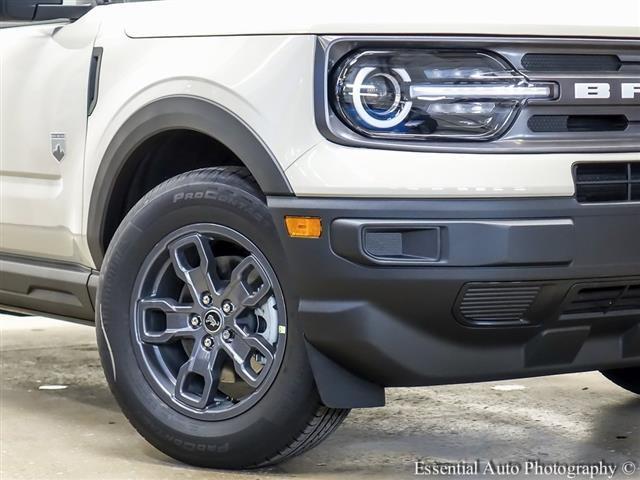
285;216;322;239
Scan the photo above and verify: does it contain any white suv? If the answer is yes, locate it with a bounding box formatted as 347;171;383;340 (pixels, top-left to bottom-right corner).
1;0;639;469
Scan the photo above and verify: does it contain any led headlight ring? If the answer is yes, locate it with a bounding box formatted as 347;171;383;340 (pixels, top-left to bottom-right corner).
351;67;413;129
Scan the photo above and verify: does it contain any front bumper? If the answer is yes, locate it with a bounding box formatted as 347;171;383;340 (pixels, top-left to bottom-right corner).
269;196;640;388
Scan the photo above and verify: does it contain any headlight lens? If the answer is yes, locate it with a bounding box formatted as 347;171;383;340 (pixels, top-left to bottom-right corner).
332;50;555;141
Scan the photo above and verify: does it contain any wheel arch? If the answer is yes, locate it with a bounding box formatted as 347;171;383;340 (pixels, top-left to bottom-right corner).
87;96;293;269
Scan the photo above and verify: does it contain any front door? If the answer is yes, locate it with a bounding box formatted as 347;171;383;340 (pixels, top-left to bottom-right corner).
0;19;99;264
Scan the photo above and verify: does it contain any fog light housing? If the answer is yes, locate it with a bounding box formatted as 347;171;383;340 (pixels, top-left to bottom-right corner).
332;50;555;141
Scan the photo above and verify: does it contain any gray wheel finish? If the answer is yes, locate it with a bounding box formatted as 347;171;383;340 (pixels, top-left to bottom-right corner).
131;223;286;421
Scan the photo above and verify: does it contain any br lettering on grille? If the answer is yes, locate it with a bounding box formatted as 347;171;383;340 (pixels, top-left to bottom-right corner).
574;82;640;100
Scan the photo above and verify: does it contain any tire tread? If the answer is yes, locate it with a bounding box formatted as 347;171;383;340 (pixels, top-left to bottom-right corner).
254;406;350;467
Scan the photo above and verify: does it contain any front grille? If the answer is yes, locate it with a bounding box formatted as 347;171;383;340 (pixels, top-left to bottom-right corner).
514;44;640;153
456;284;541;326
521;53;622;72
575;163;640;203
528;115;628;133
560;282;640;320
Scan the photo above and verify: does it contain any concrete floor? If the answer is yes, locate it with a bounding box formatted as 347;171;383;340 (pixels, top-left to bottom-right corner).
1;314;638;480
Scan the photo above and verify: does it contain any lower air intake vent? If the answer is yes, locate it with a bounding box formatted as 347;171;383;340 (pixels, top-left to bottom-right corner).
575;163;640;203
456;284;541;327
560;281;640;320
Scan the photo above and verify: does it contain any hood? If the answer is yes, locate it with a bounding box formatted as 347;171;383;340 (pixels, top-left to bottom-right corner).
119;0;640;39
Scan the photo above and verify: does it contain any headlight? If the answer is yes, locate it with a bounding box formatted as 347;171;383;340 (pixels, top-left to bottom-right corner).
332;49;555;141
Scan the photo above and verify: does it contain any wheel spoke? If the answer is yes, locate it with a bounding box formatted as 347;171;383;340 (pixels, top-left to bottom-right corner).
221;329;275;388
138;298;195;344
168;233;221;303
217;256;234;278
174;341;224;409
222;256;272;312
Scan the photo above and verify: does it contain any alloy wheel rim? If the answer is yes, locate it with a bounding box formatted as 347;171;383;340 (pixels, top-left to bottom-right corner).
131;223;286;421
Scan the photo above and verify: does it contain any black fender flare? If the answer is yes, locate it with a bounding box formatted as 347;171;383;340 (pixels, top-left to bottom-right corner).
86;96;293;268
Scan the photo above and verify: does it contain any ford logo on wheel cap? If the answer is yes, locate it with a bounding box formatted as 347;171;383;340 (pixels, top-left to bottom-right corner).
203;311;222;334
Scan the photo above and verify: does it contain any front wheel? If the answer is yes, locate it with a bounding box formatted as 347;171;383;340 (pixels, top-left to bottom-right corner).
601;367;640;395
96;167;348;469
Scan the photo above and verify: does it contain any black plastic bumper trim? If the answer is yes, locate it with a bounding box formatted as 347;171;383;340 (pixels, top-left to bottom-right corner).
269;196;640;388
331;218;574;267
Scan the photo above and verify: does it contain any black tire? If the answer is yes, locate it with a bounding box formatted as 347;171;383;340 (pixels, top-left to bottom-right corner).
96;167;349;469
601;367;640;395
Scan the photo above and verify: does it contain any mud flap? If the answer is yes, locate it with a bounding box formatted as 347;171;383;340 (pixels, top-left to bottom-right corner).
305;340;385;409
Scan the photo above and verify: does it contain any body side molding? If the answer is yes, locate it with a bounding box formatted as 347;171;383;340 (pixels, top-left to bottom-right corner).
0;253;95;322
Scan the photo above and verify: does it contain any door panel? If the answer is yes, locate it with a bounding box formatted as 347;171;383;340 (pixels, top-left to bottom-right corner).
0;20;98;264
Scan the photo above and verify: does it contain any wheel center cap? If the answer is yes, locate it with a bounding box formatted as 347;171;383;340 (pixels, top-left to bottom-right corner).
203;310;223;334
